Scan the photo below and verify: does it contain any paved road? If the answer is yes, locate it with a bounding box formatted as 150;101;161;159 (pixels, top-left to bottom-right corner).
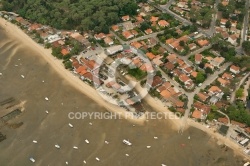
230;72;250;103
241;0;250;44
180;62;232;131
156;1;212;38
110;30;164;45
157;5;192;26
125;31;164;44
109;31;125;44
156;66;186;94
155;36;195;67
237;0;250;55
207;0;219;36
184;45;212;61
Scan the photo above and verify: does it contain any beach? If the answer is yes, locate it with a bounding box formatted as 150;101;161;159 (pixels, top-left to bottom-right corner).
0;17;247;165
0;17;150;125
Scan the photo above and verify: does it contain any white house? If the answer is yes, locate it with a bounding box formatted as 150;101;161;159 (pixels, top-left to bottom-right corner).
106;45;123;55
228;34;237;46
230;65;240;74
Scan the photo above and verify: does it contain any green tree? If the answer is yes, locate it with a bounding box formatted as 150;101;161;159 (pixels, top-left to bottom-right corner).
64;61;73;70
179;40;185;47
236;88;244;98
2;0;138;32
225;20;231;29
195;72;205;83
242;41;250;55
205;67;213;74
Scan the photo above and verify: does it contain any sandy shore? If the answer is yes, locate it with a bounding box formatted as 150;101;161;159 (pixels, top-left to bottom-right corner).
1;17;250;161
188;120;250;160
0;17;148;125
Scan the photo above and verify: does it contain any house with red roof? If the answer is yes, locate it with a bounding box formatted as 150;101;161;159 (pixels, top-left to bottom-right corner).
28;23;42;31
222;72;233;80
158;20;170;27
122;15;130;21
148;76;163;89
208;86;222;96
230;65;240;74
146;52;156;60
104;37;114;45
195;54;202;64
94;33;106;40
111;25;119;32
192;110;202;119
150;16;159;22
122;31;134;39
217;77;230;87
145;28;153;34
80;58;100;72
61;48;70;56
197;39;209;47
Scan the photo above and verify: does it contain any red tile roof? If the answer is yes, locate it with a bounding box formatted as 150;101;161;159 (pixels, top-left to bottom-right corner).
61;48;70;56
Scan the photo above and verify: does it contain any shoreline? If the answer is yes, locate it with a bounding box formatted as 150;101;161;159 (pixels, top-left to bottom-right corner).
1;17;250;160
0;17;147;125
0;17;182;128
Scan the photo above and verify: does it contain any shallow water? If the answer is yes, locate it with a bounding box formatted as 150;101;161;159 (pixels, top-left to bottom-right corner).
0;29;245;166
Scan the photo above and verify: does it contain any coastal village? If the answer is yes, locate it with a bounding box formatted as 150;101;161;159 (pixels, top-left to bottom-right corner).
2;0;250;160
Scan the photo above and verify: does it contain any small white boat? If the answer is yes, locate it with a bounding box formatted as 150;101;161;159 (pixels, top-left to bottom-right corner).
188;136;191;140
45;97;49;101
154;137;158;139
66;161;68;165
45;111;49;114
55;144;60;149
85;139;89;144
42;80;45;83
29;157;35;163
89;122;92;125
123;139;132;146
68;123;73;128
15;64;18;67
21;75;25;78
161;164;167;166
125;154;129;157
95;157;100;161
133;125;135;127
83;160;86;164
0;73;2;76
32;140;37;144
73;146;78;149
146;146;151;148
104;141;109;144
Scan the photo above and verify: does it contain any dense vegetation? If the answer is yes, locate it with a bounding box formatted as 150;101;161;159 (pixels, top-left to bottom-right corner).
1;0;146;32
226;101;250;127
128;68;147;80
218;0;245;26
242;41;250;55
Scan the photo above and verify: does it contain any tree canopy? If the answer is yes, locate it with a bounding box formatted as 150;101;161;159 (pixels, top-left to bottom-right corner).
1;0;140;32
242;41;250;55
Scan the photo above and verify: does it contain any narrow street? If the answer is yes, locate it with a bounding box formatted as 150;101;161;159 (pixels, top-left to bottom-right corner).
237;0;250;55
180;62;232;131
111;0;234;132
230;72;250;103
206;0;220;37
